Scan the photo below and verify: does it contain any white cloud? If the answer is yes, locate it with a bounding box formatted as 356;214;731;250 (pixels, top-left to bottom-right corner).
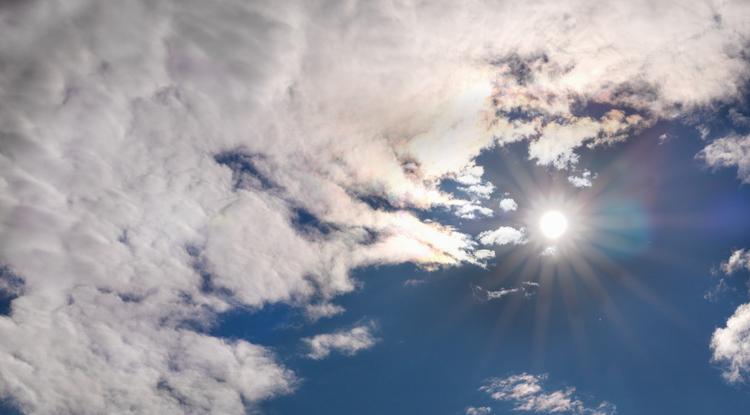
478;227;527;246
466;407;493;415
455;201;495;220
455;164;486;186
568;170;595;188
460;182;496;200
303;322;379;360
304;303;345;322
499;198;518;212
1;0;750;412
711;249;750;383
540;246;558;257
698;134;750;183
479;373;616;415
472;282;538;301
712;302;750;383
721;248;750;274
475;249;497;261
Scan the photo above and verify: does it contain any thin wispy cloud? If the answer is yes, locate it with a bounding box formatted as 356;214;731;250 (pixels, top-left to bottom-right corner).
478;374;616;415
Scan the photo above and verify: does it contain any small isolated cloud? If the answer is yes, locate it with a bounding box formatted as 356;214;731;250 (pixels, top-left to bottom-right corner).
478;227;526;246
567;170;595;188
466;407;492;415
499;198;518;212
403;278;426;287
540;246;558;257
303;322;379;360
472;282;539;302
479;373;616;415
697;134;750;183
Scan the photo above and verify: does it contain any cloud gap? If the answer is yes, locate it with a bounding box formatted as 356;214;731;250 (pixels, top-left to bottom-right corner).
0;265;24;317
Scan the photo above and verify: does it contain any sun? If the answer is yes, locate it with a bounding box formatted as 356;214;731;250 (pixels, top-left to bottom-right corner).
539;210;568;240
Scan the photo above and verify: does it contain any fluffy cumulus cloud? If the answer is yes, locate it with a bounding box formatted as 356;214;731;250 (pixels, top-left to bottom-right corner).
302;322;379;360
479;227;527;246
499;198;518;212
711;249;750;383
568;170;595;188
698;134;750;183
712;303;750;383
479;374;616;415
1;0;750;413
721;249;750;274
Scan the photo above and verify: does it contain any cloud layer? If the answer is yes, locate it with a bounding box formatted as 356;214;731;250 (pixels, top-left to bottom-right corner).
1;0;750;413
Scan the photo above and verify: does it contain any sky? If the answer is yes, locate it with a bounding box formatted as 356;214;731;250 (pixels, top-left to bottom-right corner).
1;1;750;414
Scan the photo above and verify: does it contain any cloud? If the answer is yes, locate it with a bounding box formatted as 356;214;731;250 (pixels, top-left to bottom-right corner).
499;198;518;212
479;373;616;415
466;407;493;415
540;246;558;257
472;282;539;301
698;134;750;183
455;201;495;220
568;170;595;188
304;303;345;322
478;227;527;246
303;322;379;360
460;183;496;200
704;278;732;303
712;302;750;383
721;249;750;274
711;249;750;383
1;0;749;413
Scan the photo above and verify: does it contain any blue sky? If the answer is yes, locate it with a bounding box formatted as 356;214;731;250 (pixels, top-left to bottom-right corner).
3;1;750;414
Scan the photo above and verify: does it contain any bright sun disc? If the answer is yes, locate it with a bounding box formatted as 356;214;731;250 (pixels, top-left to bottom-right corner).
540;210;568;239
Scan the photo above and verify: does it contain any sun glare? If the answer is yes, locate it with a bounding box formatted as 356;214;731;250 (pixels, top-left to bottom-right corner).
539;210;568;240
